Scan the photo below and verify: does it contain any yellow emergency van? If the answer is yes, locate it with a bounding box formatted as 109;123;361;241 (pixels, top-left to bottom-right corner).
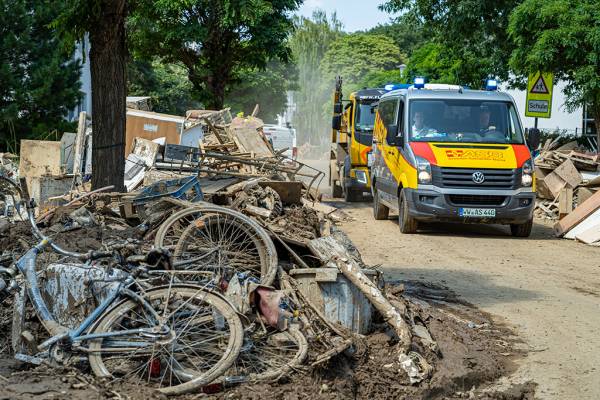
370;79;539;237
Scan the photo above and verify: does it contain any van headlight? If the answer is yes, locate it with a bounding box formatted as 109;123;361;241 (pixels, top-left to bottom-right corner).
521;159;533;187
416;156;432;184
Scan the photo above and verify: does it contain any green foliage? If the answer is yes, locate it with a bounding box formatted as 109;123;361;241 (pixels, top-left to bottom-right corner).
380;0;522;87
368;11;429;57
357;69;405;88
320;33;402;86
290;11;343;145
128;60;202;115
0;0;81;152
404;42;463;84
225;60;298;123
508;0;600;118
129;0;302;109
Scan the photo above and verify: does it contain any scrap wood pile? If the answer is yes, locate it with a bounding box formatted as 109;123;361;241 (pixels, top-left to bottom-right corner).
534;140;600;245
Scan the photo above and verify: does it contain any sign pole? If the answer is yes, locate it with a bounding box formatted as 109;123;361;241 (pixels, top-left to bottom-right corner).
534;117;538;129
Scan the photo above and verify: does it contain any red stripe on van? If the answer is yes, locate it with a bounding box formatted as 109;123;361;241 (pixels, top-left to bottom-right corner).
410;142;437;165
512;145;531;168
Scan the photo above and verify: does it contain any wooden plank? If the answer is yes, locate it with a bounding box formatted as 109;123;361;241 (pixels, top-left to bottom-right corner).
575;219;600;244
566;208;600;239
72;111;87;183
543;171;567;198
558;187;573;219
258;181;303;204
553;159;582;188
577;187;596;205
227;117;273;157
554;189;600;237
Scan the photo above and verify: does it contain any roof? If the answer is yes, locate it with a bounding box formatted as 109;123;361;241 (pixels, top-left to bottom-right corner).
351;88;387;101
381;87;514;102
126;108;185;123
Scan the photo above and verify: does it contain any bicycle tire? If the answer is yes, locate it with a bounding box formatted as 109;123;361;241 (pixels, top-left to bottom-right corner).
87;285;244;395
155;205;278;285
226;325;308;383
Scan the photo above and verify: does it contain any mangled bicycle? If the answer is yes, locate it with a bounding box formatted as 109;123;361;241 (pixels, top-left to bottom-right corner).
0;176;244;395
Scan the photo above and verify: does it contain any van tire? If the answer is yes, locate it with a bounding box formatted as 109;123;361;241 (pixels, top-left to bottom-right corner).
398;190;418;234
510;219;533;237
373;188;389;220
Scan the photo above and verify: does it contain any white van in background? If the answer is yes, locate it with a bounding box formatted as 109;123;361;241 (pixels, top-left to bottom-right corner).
263;124;297;160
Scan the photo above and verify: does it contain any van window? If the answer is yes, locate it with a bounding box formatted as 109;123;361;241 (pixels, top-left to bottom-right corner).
378;98;399;126
409;99;525;144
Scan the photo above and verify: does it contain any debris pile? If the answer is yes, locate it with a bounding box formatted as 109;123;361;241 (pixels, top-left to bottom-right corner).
533;140;600;245
1;107;527;399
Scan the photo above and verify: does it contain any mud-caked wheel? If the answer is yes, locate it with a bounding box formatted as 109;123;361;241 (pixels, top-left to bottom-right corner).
398;190;418;234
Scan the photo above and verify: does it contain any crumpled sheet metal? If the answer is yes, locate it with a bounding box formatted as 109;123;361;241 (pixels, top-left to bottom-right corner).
398;351;433;384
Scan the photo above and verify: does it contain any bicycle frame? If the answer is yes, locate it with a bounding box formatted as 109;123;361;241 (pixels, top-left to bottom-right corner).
14;239;164;359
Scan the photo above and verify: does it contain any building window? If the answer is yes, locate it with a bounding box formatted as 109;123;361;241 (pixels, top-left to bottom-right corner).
583;104;596;136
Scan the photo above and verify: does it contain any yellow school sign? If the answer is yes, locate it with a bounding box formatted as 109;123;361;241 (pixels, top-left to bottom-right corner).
525;71;554;118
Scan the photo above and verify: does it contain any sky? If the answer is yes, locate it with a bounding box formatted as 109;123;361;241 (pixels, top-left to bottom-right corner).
297;0;396;32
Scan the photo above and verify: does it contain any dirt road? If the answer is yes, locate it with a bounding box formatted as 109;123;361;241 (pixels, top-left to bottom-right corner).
332;201;600;400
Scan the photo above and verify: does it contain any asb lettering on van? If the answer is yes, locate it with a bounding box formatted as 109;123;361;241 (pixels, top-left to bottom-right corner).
371;79;536;237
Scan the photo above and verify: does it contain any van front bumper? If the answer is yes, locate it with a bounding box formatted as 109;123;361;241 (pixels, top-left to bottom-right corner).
404;186;535;224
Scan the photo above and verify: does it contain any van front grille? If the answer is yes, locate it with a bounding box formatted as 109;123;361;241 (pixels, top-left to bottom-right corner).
432;167;519;189
448;195;507;206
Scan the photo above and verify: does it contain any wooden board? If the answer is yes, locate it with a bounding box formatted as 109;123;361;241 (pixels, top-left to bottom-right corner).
554;189;600;237
575;221;600;244
19;140;62;178
566;208;600;239
125;111;182;155
258;181;303;204
558;187;573;219
553;159;582;188
227;117;273;157
543;171;567;198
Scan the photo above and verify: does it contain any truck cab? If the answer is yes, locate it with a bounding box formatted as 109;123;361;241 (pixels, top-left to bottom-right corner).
370;82;537;237
330;77;386;201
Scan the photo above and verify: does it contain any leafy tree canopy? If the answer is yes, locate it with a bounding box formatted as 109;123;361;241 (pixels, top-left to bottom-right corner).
128;60;202;115
320;33;402;87
225;60;298;123
0;0;81;152
380;0;522;87
129;0;302;110
368;10;429;57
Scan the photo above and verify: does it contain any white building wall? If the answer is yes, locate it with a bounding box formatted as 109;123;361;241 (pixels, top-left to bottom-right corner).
68;35;92;120
502;80;583;133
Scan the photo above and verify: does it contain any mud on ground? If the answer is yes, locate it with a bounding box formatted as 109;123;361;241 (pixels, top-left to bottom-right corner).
0;281;535;400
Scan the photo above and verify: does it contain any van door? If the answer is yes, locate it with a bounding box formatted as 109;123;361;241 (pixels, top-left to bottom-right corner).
375;97;400;205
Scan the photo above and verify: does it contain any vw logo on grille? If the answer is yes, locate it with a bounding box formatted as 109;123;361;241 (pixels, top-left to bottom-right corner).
472;172;485;184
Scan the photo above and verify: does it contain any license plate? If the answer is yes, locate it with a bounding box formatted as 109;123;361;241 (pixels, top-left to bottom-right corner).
367;153;373;166
459;208;496;218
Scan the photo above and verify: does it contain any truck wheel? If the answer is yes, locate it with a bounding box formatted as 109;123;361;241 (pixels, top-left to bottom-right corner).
398;190;418;234
344;188;362;202
373;188;389;220
332;181;343;198
510;219;533;237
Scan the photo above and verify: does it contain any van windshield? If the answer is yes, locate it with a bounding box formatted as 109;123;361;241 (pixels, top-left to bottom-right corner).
409;99;524;144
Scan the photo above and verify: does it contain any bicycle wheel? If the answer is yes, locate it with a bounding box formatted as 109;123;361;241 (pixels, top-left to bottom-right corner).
156;206;277;285
224;325;307;383
87;285;244;395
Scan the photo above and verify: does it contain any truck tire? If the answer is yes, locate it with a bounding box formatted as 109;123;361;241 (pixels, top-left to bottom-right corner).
332;181;343;198
510;219;533;237
398;190;418;234
344;188;362;202
372;188;389;220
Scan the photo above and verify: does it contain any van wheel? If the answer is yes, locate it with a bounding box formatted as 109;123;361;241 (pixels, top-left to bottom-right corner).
510;219;533;237
332;181;343;198
373;188;389;220
398;190;418;234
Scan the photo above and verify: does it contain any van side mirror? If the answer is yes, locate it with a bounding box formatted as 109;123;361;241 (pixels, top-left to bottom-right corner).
386;124;402;145
333;103;343;114
527;128;540;150
332;115;341;130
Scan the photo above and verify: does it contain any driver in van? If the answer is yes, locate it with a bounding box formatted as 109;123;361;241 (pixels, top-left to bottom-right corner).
478;106;494;134
412;111;437;138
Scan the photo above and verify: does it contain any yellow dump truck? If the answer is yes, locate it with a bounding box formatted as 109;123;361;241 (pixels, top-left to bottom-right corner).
330;77;386;201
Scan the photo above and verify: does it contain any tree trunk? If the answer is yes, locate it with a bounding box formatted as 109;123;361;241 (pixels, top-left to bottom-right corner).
205;72;226;110
89;0;127;191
